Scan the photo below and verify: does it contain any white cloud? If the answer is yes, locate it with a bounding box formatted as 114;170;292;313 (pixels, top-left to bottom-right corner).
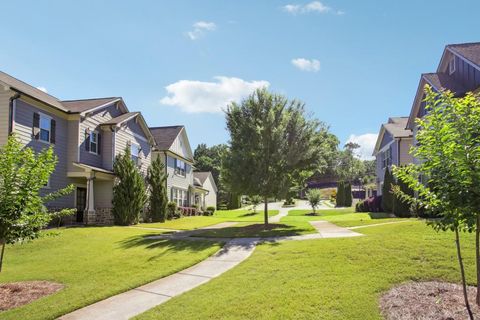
36;86;48;93
282;1;329;14
282;1;344;15
291;58;320;72
160;76;270;113
186;21;217;40
346;133;378;160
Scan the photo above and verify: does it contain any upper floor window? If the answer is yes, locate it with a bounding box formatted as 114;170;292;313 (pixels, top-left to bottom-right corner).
89;132;99;154
382;147;392;169
175;159;186;177
33;112;56;144
85;129;101;154
449;57;456;75
131;143;141;164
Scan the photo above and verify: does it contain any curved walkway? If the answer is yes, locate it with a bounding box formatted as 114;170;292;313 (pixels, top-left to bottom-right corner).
61;207;361;320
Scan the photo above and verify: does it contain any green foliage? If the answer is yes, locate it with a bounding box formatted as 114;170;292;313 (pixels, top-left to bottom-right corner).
146;156;169;222
393;175;413;217
306;189;322;213
112;147;147;225
223;88;337;224
204;206;216;216
336;182;345;207
250;195;262;213
381;168;394;213
166;202;178;219
0;135;74;270
344;183;352;207
228;193;241;210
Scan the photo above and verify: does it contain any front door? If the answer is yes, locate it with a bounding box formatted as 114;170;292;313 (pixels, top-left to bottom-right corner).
76;187;87;223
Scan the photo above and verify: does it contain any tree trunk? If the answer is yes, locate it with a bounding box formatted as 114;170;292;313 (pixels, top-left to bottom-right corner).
476;213;480;306
264;196;269;225
0;239;5;273
455;227;474;320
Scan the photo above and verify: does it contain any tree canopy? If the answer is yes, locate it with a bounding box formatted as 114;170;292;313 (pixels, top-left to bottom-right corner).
223;88;337;224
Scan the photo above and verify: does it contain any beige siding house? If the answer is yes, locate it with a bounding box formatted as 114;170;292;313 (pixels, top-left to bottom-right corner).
193;172;218;209
0;71;155;224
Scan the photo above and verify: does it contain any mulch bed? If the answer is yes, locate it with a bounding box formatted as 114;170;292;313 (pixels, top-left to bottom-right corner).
0;281;63;311
380;281;480;320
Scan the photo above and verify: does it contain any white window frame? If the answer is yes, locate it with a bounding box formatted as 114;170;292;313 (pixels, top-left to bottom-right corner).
175;159;186;177
449;57;456;75
39;113;52;143
89;131;99;155
172;187;188;207
131;143;141;164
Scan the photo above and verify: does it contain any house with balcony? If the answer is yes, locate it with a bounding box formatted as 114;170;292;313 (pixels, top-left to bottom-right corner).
372;117;413;194
150;125;207;209
0;71;155;224
407;42;480;147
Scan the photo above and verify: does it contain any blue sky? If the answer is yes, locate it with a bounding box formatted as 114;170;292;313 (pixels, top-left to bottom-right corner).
1;0;479;159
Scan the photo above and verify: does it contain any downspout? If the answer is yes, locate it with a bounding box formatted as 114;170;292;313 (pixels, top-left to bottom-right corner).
8;93;20;135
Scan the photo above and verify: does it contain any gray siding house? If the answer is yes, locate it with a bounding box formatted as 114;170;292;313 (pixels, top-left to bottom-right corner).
0;71;155;224
407;42;480;146
193;172;218;209
372;117;413;195
149;125;206;208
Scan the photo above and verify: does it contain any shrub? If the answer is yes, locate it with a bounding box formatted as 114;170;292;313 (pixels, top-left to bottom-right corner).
355;196;383;212
330;189;337;202
250;195;262;213
307;189;322;214
206;206;216;215
393;177;414;217
381;168;394;213
167;202;178;219
344;183;353;207
336;182;345;207
146;156;168;223
112;147;148;225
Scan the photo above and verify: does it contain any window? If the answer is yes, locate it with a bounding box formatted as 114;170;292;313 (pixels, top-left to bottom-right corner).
131;143;140;164
449;57;456;75
175;159;186;176
39;114;51;142
171;188;188;207
89;132;98;154
382;148;392;168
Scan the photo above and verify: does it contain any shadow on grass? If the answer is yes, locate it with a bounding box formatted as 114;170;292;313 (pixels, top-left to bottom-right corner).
368;212;394;219
118;233;223;261
237;212;258;217
194;223;311;238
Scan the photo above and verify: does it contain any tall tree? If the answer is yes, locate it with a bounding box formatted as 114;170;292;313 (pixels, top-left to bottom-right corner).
112;147;147;225
0;135;74;271
146;156;168;222
224;88;336;224
393;86;480;316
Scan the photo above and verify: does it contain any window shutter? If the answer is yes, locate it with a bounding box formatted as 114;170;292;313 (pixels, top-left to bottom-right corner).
85;130;90;151
97;133;102;155
50;119;56;144
33;113;40;140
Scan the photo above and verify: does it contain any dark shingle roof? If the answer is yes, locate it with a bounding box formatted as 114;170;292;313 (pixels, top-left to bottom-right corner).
447;42;480;67
61;97;120;113
422;73;467;96
149;125;183;150
384;117;412;138
193;172;210;185
100;112;139;126
0;71;67;111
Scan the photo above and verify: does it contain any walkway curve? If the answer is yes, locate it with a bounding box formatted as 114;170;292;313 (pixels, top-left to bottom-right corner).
60;213;361;320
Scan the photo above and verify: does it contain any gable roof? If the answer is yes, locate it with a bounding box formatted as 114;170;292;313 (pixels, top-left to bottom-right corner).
193;172;218;192
447;42;480;67
100;112;139;126
61;97;121;113
373;117;412;156
0;71;68;112
422;73;467;95
149;125;184;150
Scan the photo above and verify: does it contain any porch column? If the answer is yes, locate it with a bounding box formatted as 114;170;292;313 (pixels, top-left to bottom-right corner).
85;177;96;224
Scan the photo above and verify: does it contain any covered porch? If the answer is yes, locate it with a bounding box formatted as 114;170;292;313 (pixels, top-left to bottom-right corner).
192;181;209;211
68;162;116;225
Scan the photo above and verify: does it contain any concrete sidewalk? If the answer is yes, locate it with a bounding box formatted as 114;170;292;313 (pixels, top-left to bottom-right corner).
59;238;258;320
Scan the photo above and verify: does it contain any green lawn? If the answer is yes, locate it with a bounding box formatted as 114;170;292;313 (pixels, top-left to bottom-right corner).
193;221;316;238
135;221;476;320
138;216;225;230
0;227;221;320
213;209;279;222
281;208;358;222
